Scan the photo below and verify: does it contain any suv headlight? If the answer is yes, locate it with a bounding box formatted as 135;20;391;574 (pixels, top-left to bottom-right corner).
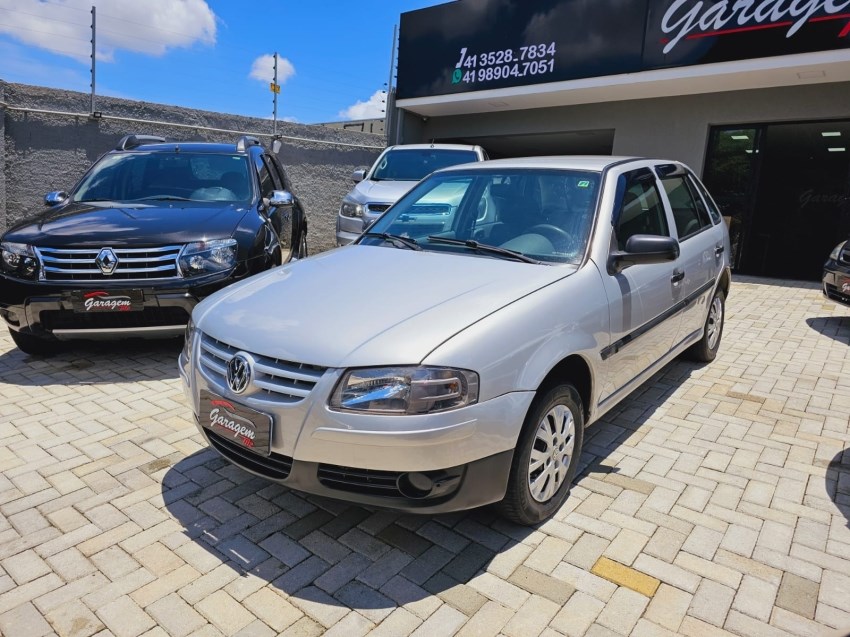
330;366;479;415
1;242;39;279
829;240;847;261
340;197;365;218
178;239;237;277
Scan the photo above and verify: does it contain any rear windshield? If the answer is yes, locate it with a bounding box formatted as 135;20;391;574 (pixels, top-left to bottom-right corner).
75;152;253;204
371;149;478;181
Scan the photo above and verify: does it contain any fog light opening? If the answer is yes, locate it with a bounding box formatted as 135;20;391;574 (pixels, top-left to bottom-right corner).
397;472;434;499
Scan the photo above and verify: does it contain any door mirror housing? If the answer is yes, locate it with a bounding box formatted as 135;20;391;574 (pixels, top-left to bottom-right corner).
351;168;367;183
268;190;294;208
44;191;69;206
608;234;679;274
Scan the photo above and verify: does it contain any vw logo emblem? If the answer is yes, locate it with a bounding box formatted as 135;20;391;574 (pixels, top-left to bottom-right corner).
226;354;252;394
95;248;119;275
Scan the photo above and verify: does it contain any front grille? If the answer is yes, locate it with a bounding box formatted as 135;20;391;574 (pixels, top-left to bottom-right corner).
206;429;292;480
410;204;451;215
317;464;403;497
200;334;326;403
37;245;182;281
41;307;189;331
366;203;391;214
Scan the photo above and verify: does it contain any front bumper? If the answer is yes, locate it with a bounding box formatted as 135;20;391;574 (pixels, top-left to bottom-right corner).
822;259;850;307
0;271;237;340
179;345;533;513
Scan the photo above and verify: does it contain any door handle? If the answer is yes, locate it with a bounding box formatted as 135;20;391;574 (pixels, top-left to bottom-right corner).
671;269;685;284
715;244;725;258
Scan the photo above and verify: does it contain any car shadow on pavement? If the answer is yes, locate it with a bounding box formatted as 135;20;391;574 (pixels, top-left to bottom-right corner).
805;317;850;344
160;359;702;616
826;448;850;529
0;337;183;384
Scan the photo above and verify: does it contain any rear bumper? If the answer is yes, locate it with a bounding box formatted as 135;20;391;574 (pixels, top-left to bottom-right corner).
822;259;850;307
0;272;236;340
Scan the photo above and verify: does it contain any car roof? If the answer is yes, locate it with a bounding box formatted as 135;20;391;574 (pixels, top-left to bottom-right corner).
436;155;643;173
114;142;261;154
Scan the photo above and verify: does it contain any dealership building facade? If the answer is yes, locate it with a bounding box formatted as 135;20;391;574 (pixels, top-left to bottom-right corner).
393;0;850;280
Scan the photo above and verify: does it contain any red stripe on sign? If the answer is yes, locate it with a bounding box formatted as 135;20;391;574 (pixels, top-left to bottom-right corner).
686;21;793;39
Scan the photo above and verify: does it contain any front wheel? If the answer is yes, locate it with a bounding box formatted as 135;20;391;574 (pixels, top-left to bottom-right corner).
686;288;725;362
498;383;584;525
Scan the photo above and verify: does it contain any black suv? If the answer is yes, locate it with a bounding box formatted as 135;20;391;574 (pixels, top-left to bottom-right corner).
0;134;308;354
823;239;850;307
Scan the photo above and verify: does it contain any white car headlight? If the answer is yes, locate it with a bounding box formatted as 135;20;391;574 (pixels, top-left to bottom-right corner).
340;197;365;218
330;366;479;414
178;238;237;276
829;240;847;261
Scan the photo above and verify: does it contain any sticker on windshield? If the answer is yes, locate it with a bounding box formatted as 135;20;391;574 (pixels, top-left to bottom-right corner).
577;180;590;188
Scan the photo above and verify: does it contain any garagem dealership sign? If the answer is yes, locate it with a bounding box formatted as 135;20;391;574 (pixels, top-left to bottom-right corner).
397;0;850;100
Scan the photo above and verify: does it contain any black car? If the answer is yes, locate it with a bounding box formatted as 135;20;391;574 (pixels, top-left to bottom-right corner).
0;134;308;355
823;239;850;307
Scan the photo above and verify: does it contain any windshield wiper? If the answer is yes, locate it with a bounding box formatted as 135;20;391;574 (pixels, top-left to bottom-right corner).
426;236;540;264
361;232;422;250
133;196;193;202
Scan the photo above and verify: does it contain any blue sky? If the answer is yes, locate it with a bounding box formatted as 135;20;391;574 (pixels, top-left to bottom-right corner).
0;0;443;123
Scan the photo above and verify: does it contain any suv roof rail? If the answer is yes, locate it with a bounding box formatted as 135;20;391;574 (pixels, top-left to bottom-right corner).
116;134;167;151
236;135;262;152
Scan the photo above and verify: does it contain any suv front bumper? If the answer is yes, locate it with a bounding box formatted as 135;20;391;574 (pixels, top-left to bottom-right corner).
823;258;850;307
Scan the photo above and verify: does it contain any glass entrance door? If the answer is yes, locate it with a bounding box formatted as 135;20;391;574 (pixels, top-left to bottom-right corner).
704;120;850;280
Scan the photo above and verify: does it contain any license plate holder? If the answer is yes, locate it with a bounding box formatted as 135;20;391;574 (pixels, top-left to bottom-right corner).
70;289;144;313
199;390;272;456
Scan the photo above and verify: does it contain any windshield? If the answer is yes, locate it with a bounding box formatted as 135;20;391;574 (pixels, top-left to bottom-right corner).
371;148;479;181
75;152;253;204
363;168;600;264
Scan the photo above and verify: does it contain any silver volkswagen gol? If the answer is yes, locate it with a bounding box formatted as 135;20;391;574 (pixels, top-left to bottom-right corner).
179;156;731;525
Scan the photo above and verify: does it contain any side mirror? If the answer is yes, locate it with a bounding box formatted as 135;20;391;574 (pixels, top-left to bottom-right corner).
44;191;69;206
268;190;294;208
351;169;367;183
608;234;679;274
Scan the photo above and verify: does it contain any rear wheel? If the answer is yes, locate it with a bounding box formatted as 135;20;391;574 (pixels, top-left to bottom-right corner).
686;289;725;362
9;329;58;356
498;383;584;525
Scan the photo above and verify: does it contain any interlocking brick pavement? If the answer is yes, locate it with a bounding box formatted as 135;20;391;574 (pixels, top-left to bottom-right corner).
1;275;849;637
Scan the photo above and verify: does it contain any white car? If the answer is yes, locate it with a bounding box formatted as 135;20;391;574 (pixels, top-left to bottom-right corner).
335;143;487;246
180;156;731;525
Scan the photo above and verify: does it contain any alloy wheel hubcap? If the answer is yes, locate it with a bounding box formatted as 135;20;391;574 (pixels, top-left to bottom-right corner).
527;403;575;503
707;296;723;350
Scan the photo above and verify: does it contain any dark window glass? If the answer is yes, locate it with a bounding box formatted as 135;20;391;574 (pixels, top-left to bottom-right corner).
262;156;283;190
372;149;479;181
257;161;275;199
662;176;711;239
688;174;722;224
615;172;669;250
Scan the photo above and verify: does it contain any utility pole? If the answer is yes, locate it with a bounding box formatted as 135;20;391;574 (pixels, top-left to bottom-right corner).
272;52;278;136
385;25;397;145
90;5;96;115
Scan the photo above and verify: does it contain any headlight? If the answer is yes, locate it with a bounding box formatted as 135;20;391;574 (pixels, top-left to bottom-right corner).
183;318;196;355
330;366;479;414
340;197;365;218
178;238;237;277
0;242;39;279
829;240;847;261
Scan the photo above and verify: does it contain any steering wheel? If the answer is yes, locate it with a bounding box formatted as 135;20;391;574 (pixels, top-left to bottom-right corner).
526;224;575;253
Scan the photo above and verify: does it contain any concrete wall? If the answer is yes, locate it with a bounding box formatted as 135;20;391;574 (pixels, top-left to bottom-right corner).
407;81;850;175
0;81;384;253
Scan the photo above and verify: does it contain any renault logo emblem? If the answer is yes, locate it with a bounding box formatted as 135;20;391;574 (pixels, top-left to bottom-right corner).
95;248;119;275
226;354;252;394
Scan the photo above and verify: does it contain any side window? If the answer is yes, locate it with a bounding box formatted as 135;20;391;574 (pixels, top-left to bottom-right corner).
257;159;275;199
661;176;712;239
267;154;292;191
688;174;722;224
262;156;284;191
615;170;669;251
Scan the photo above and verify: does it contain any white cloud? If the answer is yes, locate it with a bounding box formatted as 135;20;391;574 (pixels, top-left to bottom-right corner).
0;0;217;63
249;54;295;84
338;90;386;120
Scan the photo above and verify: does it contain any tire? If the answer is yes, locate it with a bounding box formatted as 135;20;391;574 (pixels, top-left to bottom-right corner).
9;329;58;356
686;288;725;362
498;383;584;525
296;230;308;260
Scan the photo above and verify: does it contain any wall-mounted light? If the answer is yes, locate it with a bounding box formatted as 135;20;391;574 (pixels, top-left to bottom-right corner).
821;132;842;137
827;147;846;152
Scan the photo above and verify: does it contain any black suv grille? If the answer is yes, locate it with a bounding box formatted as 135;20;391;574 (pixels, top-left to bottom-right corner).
205;429;293;480
37;245;182;281
40;307;189;331
317;464;403;497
